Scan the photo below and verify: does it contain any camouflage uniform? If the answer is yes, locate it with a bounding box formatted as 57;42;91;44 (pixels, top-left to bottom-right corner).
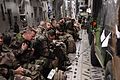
0;44;16;80
33;31;64;79
10;33;45;80
47;29;72;70
33;34;56;67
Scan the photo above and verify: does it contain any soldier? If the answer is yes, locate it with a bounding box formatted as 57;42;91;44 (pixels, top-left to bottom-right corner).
0;33;15;80
33;29;57;79
46;22;53;30
33;28;69;79
10;27;46;80
56;19;76;54
46;29;71;71
36;21;46;35
10;27;36;49
51;18;57;28
58;18;67;33
0;33;29;80
66;19;82;41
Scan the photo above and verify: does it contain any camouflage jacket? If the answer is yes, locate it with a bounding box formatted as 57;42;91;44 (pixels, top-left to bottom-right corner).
33;35;56;60
9;34;45;80
0;45;16;79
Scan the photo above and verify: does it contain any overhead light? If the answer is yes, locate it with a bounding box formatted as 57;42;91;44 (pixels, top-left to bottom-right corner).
86;8;91;13
79;9;83;12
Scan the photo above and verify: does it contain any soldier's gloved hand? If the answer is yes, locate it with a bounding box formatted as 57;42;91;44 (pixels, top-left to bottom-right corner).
21;43;28;51
15;66;25;75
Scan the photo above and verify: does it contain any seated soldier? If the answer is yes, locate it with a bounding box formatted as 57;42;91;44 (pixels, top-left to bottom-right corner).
0;33;32;80
45;29;71;70
9;27;46;80
10;27;36;63
0;33;13;80
33;29;57;79
33;29;71;79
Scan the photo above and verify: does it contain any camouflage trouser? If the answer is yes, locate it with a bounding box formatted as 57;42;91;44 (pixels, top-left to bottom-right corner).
21;57;49;80
21;64;45;80
14;74;31;80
